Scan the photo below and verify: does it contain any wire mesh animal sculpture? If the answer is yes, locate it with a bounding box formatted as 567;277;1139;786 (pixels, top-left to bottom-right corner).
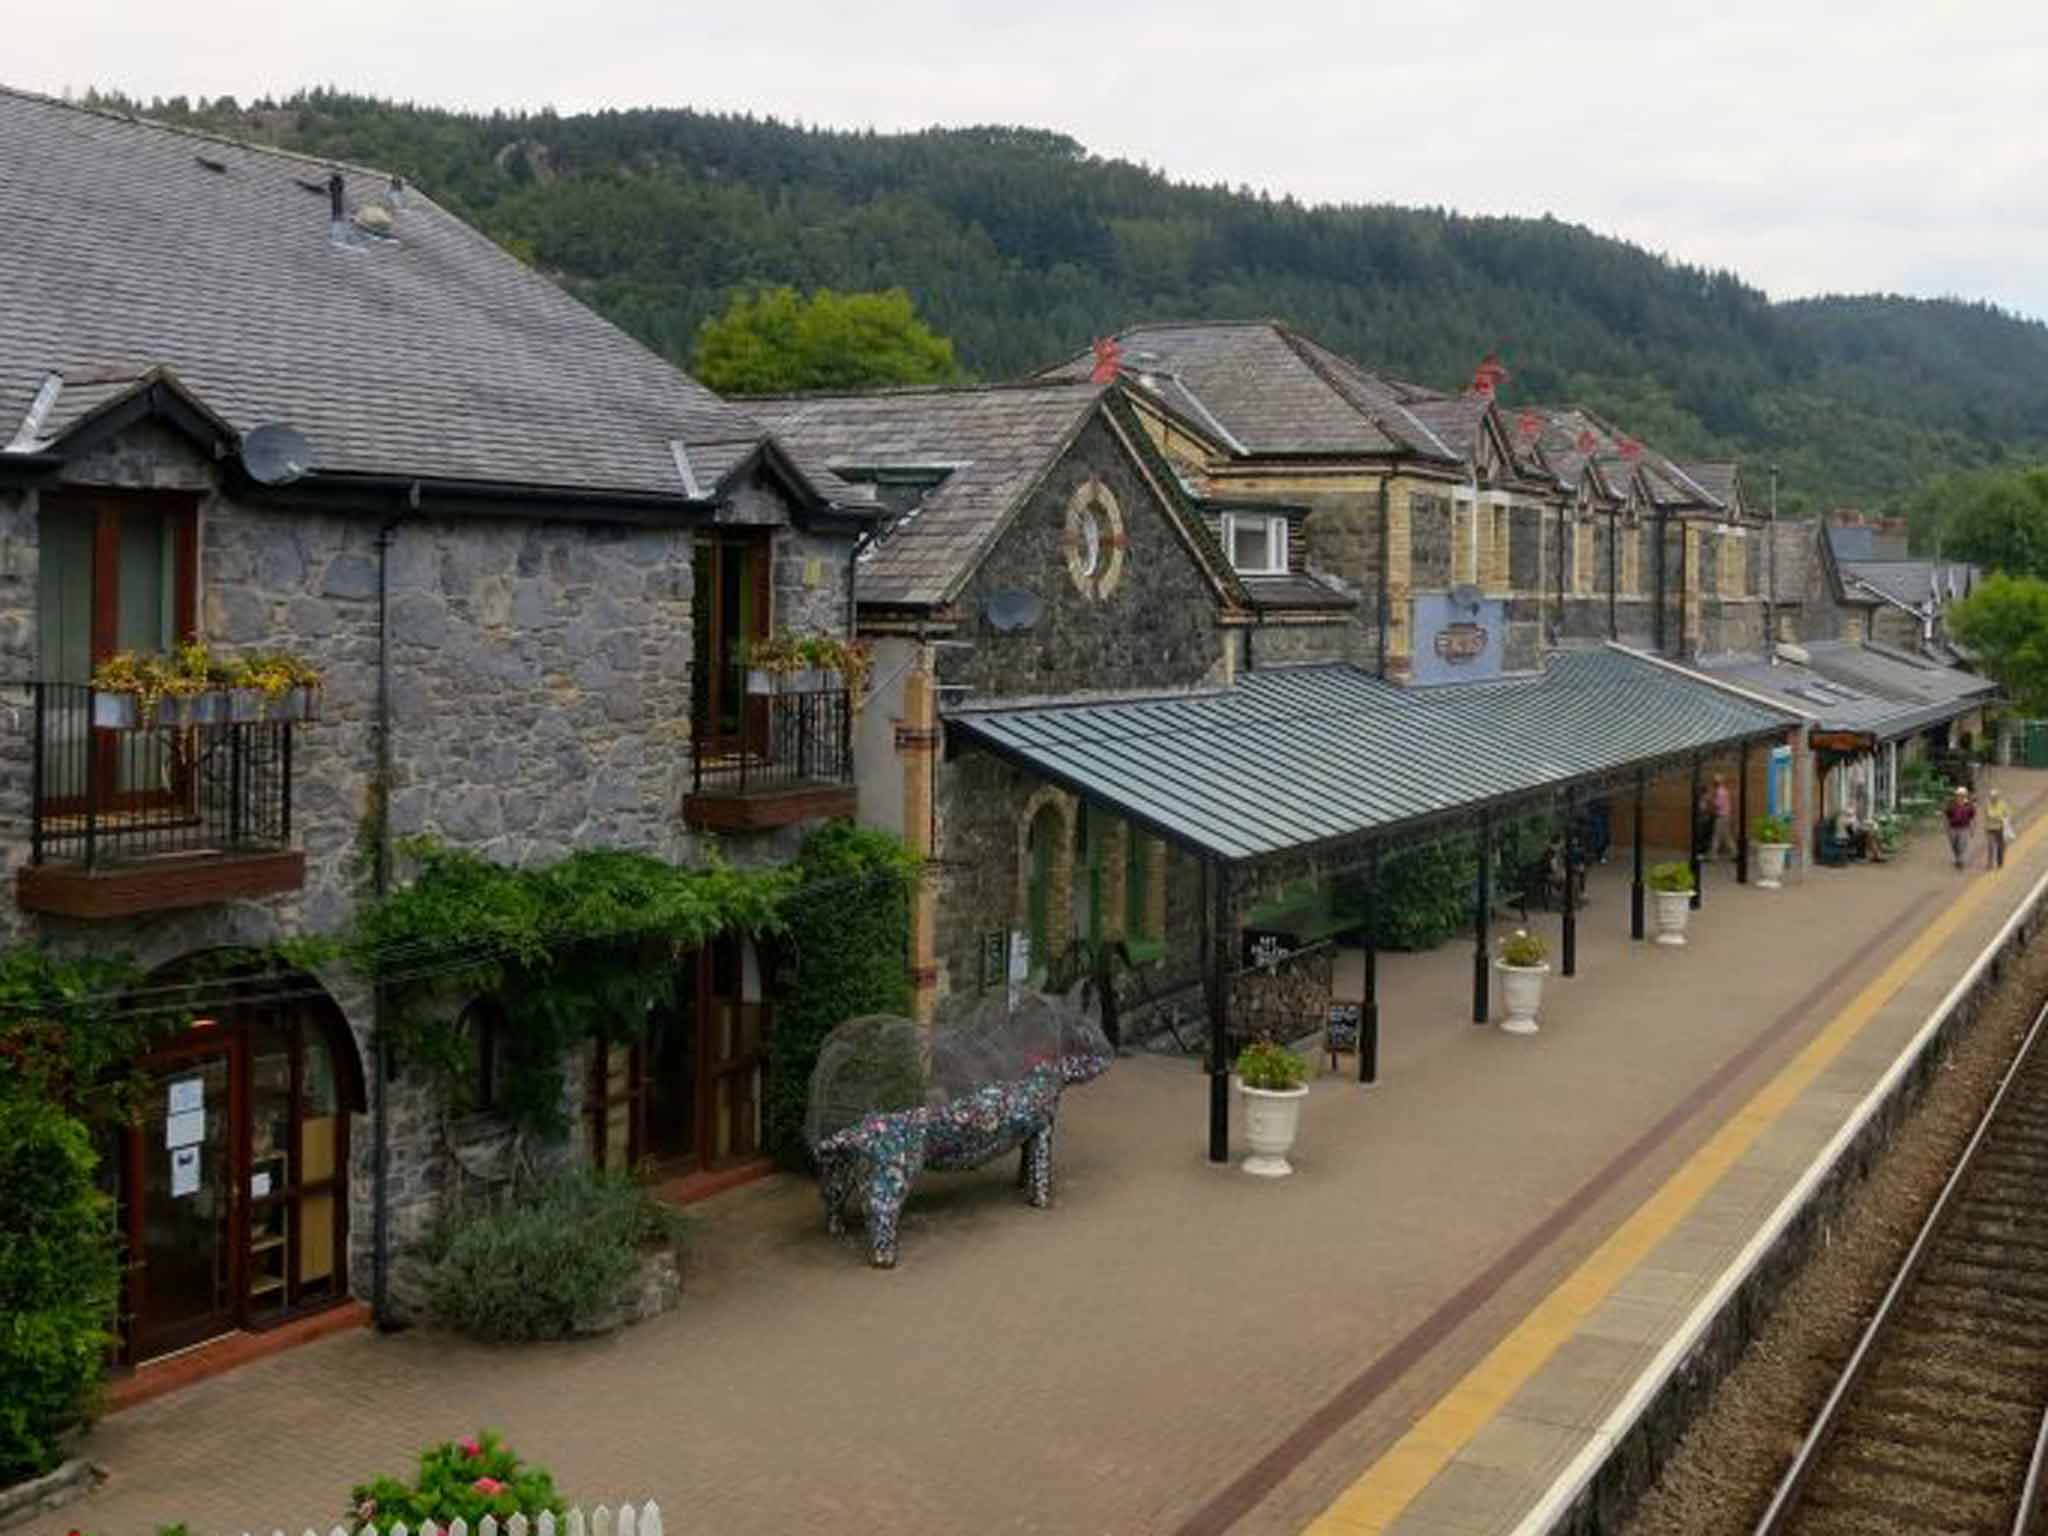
806;991;1113;1267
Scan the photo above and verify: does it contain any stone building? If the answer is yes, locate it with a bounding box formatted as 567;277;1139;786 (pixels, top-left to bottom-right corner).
0;87;870;1365
758;378;1318;1022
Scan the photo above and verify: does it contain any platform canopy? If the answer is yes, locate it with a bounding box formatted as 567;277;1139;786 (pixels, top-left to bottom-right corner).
947;645;1798;866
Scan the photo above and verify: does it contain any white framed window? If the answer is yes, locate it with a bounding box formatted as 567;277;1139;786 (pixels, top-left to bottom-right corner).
1222;512;1288;575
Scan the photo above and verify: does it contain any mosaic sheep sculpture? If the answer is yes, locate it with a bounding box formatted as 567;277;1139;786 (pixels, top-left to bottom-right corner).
806;992;1114;1267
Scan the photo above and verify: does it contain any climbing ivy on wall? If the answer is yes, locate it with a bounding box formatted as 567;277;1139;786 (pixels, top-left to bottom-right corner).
354;827;916;1141
763;821;916;1169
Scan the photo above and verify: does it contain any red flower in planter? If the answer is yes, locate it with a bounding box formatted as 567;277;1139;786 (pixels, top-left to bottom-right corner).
473;1477;506;1496
459;1436;482;1458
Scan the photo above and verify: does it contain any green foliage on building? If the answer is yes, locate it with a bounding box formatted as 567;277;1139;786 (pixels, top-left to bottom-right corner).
0;1096;120;1484
692;286;963;395
764;822;916;1169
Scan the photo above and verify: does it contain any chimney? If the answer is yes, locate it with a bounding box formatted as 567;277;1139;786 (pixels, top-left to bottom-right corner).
1469;353;1509;398
1089;336;1122;385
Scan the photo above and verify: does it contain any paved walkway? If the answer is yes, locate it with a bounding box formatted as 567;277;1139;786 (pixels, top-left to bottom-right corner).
34;771;2048;1536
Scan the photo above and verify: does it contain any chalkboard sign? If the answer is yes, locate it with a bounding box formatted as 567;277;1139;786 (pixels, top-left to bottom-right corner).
1326;1002;1361;1054
1242;928;1291;971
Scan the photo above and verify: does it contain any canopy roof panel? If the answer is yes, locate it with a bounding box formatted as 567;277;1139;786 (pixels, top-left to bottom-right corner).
949;647;1796;864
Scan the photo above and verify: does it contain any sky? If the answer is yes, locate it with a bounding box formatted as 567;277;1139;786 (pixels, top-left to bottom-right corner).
15;0;2048;320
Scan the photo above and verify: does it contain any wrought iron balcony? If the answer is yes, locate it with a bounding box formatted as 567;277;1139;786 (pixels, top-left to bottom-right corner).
18;682;305;917
684;682;857;831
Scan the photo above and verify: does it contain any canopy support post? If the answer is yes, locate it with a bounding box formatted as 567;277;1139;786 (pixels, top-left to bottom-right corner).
1473;812;1492;1024
1207;858;1232;1164
1738;740;1752;884
1361;848;1380;1085
1689;757;1705;910
1562;788;1579;978
1632;768;1647;941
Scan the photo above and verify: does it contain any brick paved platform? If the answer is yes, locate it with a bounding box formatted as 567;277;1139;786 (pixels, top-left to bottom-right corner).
30;771;2048;1536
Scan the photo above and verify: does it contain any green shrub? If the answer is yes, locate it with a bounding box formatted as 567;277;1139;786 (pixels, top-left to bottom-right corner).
0;1097;119;1485
1498;928;1549;968
1648;861;1695;894
419;1171;683;1342
1235;1039;1308;1091
347;1430;565;1533
1752;813;1792;844
765;823;915;1168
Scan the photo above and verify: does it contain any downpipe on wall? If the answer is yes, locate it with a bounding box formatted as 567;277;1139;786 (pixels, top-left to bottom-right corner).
370;491;413;1330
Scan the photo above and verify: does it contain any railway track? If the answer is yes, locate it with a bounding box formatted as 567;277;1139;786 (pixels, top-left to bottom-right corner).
1755;995;2048;1536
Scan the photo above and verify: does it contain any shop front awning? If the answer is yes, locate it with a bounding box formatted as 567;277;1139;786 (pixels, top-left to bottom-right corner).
946;645;1798;866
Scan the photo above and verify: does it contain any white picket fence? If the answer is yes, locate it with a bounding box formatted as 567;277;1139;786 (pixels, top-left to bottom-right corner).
233;1505;660;1536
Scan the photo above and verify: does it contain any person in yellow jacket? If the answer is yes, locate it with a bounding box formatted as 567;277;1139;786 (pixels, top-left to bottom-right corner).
1986;787;2016;870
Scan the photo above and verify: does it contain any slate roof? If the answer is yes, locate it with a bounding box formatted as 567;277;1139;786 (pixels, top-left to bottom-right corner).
1680;461;1741;509
1040;321;1457;460
1242;574;1357;612
0;85;799;503
1841;559;1979;608
948;646;1794;863
753;381;1116;609
1695;640;1992;742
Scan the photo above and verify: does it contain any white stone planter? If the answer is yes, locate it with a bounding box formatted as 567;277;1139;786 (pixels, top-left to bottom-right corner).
1237;1080;1309;1177
1496;960;1549;1034
1653;888;1695;946
91;691;138;728
1754;842;1791;890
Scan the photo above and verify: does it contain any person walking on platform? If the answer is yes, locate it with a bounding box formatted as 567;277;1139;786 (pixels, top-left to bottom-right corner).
1946;786;1976;869
1710;774;1738;862
1986;788;2015;870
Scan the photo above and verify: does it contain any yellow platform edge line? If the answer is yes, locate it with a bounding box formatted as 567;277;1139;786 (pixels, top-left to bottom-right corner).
1305;825;2042;1536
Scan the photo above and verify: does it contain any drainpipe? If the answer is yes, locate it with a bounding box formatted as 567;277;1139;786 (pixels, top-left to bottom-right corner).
1375;478;1390;679
1767;465;1780;658
1654;510;1668;653
370;492;413;1330
1607;506;1618;640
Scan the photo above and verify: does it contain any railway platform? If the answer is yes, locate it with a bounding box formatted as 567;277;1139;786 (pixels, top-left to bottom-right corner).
1301;774;2048;1536
29;773;2048;1536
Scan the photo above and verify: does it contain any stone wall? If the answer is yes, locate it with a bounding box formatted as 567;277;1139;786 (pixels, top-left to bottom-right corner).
930;408;1234;1005
0;417;850;1316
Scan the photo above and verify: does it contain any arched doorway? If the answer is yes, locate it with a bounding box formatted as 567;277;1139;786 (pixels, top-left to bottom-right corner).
115;953;365;1365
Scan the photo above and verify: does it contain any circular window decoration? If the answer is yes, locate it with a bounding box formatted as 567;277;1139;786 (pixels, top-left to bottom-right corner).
1063;479;1125;600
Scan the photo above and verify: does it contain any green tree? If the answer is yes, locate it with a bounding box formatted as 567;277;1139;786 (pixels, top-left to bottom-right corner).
1949;573;2048;713
1912;465;2048;576
691;287;963;395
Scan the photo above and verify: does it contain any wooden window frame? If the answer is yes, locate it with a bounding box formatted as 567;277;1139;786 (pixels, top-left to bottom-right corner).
1221;512;1288;577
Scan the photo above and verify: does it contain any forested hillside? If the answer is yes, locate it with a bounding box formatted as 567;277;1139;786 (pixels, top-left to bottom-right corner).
94;88;2048;513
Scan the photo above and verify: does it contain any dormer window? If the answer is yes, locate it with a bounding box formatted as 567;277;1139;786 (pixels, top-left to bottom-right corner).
1223;512;1288;576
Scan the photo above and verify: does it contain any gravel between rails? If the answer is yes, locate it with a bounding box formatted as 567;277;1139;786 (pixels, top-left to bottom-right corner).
1621;938;2048;1536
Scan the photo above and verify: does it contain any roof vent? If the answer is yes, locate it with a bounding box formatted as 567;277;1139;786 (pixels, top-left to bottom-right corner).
353;202;397;239
194;154;227;174
1774;641;1811;666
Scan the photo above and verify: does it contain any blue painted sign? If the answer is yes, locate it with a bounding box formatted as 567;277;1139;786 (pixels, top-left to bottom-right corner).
1410;594;1507;685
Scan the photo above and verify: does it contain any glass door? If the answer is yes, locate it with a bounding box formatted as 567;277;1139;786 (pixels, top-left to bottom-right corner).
133;1045;236;1360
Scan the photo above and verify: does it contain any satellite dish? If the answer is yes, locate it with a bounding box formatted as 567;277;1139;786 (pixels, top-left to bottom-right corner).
984;587;1044;633
240;424;314;486
1451;583;1482;611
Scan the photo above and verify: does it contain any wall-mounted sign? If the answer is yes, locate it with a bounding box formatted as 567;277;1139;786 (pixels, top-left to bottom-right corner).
1432;622;1490;664
165;1109;205;1150
1241;928;1291;971
1810;730;1875;754
168;1077;204;1115
1411;594;1507;684
171;1145;201;1199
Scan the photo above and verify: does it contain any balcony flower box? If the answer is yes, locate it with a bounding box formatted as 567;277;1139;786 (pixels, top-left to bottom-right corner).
92;691;139;729
747;667;834;696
